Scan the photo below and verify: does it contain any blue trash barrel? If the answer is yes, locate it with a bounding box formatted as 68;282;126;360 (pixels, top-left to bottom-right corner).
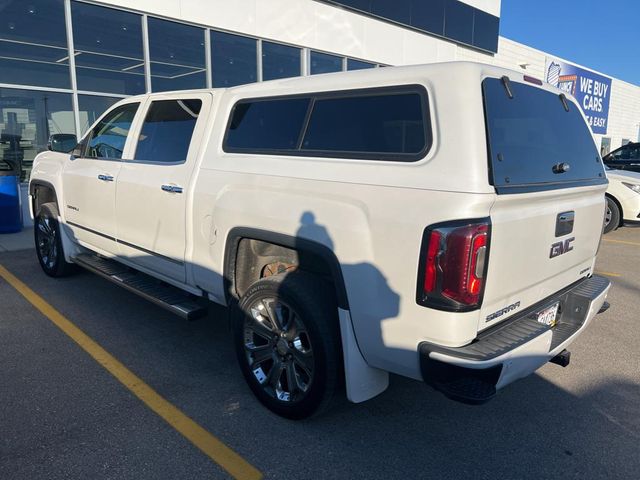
0;174;23;233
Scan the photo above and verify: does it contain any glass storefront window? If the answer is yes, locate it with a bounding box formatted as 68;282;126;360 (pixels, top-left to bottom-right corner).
210;31;258;88
0;0;71;89
71;2;145;95
77;95;122;136
148;18;206;92
324;0;498;53
472;9;499;53
371;0;411;24
410;0;445;36
262;42;301;81
347;59;376;70
0;88;74;180
310;52;343;75
443;0;473;45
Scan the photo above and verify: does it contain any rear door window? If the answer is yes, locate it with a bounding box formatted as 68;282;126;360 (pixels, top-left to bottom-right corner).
134;99;202;163
483;78;606;193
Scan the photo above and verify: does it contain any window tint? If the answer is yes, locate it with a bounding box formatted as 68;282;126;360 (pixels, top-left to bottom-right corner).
148;18;206;92
85;103;139;159
0;0;70;89
262;42;301;81
444;0;473;45
631;146;640;160
71;2;145;95
211;31;257;87
347;59;376;71
325;0;498;53
223;87;430;161
302;92;427;156
310;52;343;75
371;0;410;24
615;147;631;160
410;0;445;35
135;100;202;163
483;78;605;193
472;9;499;52
338;0;371;10
0;87;74;180
78;95;122;135
225;98;310;150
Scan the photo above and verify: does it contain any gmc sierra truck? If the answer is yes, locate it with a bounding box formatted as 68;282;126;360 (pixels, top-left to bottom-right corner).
29;62;611;419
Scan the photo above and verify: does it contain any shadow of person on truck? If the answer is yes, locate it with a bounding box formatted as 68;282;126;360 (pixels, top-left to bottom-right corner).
293;210;401;337
280;211;401;398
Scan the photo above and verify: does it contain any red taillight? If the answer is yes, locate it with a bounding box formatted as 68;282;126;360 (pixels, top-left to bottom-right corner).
418;220;490;311
423;230;441;293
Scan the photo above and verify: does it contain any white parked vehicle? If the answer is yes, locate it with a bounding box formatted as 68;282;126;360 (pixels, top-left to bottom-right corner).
29;62;611;419
604;166;640;233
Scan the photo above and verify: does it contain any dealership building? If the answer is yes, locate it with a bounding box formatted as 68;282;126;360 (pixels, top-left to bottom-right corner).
1;0;639;184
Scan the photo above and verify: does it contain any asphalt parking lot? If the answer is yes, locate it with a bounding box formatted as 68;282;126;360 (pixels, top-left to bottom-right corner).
1;227;639;480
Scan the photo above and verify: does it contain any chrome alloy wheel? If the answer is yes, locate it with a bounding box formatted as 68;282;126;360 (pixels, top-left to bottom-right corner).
36;215;58;270
604;205;612;227
243;298;314;403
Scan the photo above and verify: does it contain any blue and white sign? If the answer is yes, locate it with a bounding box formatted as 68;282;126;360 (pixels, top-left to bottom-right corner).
545;57;612;134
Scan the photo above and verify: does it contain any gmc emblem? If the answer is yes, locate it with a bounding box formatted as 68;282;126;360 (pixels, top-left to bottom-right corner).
550;237;575;258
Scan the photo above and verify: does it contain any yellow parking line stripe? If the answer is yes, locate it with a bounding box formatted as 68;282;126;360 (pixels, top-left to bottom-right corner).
603;238;640;247
0;264;262;480
595;271;622;277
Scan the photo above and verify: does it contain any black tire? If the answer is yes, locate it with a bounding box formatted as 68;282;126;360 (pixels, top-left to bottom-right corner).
34;202;75;277
603;196;621;234
233;272;342;419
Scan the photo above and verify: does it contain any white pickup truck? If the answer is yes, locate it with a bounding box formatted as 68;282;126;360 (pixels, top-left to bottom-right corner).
30;62;611;419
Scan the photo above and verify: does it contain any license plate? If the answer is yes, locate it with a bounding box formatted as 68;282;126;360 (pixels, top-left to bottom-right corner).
536;302;560;327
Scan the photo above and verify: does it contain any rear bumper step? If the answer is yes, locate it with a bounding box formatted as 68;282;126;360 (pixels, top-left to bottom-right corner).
419;275;610;405
72;253;207;320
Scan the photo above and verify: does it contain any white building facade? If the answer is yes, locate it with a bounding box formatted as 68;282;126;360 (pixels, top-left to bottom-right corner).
1;0;638;181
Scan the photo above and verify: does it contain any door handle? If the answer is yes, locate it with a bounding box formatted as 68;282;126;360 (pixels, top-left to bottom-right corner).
98;174;114;182
161;184;183;194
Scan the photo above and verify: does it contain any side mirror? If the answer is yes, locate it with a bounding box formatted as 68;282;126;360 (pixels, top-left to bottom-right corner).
48;133;78;153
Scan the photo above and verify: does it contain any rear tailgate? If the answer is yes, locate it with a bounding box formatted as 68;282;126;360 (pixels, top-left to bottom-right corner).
479;76;607;331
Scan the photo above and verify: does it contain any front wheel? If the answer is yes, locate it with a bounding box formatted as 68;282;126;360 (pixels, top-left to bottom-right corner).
233;272;342;419
603;196;620;234
34;202;75;277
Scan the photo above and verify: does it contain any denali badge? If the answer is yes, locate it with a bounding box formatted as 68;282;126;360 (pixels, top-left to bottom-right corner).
486;301;521;322
550;237;574;258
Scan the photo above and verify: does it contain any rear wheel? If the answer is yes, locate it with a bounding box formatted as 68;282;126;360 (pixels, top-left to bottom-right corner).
603;196;620;234
34;202;75;277
233;272;342;419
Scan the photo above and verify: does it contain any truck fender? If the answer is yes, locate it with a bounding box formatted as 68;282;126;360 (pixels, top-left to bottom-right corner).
223;227;389;403
29;177;81;263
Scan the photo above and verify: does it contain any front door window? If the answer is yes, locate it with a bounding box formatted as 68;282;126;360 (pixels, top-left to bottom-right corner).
84;102;139;159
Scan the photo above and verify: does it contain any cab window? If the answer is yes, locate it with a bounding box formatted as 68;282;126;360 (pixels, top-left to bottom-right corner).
84;103;139;159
